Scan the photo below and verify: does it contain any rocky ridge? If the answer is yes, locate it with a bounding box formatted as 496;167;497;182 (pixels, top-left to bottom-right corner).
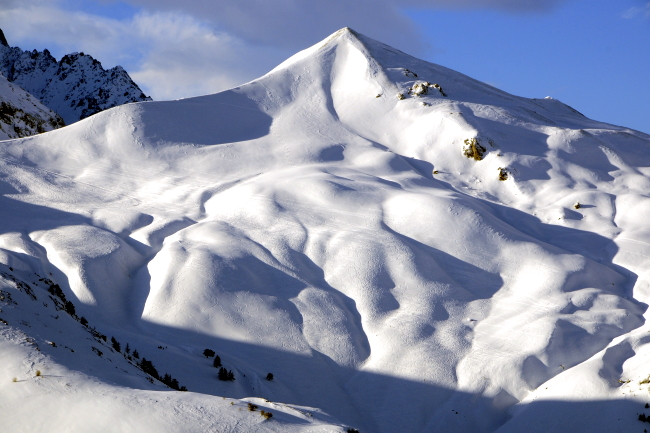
0;28;151;125
0;74;64;140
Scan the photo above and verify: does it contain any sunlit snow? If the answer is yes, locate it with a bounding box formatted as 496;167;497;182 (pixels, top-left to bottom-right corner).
1;28;650;433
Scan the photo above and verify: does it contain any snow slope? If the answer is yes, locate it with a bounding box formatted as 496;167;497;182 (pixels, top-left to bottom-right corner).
0;75;64;140
1;28;650;432
0;30;151;125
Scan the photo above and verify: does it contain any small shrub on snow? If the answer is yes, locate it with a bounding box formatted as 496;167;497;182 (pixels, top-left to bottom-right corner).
247;403;258;411
463;138;486;161
35;370;41;377
260;410;273;420
266;373;274;381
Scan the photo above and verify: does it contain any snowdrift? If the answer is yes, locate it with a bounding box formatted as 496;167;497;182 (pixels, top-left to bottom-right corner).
1;28;650;432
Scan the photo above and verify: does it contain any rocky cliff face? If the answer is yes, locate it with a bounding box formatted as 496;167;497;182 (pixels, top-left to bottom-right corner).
0;74;64;140
0;29;151;125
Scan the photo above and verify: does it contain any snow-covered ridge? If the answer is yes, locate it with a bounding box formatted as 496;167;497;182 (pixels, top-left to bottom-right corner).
0;29;151;125
1;28;650;433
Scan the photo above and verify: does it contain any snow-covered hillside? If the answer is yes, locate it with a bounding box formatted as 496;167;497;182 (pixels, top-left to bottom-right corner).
1;28;650;432
0;74;64;140
0;29;151;125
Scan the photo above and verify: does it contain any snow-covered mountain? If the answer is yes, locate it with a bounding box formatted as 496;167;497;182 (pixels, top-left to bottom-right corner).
0;29;151;125
0;74;64;140
1;28;650;433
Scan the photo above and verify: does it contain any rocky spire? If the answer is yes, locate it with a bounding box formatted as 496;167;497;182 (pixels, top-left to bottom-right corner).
0;28;8;47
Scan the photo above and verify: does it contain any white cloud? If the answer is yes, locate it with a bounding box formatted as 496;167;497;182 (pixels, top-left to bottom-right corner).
101;0;422;52
622;2;650;19
0;2;290;100
106;0;571;52
126;12;290;100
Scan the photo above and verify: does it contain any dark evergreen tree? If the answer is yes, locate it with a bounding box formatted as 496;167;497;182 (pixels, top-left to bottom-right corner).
111;336;121;352
218;367;229;381
170;378;179;390
79;316;88;326
133;349;139;359
227;370;235;381
212;355;221;368
266;373;273;381
203;349;215;358
64;300;76;316
139;357;159;380
125;343;131;354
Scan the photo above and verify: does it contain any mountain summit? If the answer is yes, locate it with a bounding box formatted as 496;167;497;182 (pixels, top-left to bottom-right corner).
0;28;649;433
0;29;151;124
0;29;8;47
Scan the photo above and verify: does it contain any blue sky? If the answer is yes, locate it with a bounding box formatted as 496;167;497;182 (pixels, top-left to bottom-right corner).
0;0;648;133
405;0;650;133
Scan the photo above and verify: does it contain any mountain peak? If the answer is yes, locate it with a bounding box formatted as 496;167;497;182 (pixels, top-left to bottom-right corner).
320;27;366;49
0;41;151;124
0;25;649;433
331;26;359;39
0;28;8;47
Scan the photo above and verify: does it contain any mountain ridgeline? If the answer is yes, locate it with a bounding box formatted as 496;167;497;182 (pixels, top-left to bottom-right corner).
1;28;650;433
0;28;151;126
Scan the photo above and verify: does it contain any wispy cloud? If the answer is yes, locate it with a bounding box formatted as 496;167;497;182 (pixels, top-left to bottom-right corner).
622;2;650;19
108;0;572;51
0;2;289;100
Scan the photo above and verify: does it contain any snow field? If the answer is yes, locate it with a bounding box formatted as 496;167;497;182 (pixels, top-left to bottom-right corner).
0;27;649;432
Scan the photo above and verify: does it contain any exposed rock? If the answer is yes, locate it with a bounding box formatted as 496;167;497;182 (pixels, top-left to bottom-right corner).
0;29;151;124
463;138;487;161
0;75;64;140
